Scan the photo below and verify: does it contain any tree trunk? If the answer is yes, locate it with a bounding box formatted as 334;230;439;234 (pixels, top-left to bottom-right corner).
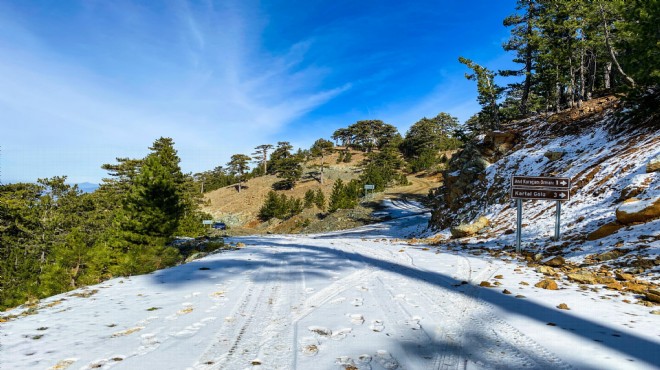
520;1;535;115
320;156;325;185
599;2;635;88
604;61;612;89
579;46;585;107
555;67;561;113
568;57;575;108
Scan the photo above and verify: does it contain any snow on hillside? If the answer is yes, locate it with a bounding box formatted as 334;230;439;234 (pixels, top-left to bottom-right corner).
430;106;660;282
2;200;659;369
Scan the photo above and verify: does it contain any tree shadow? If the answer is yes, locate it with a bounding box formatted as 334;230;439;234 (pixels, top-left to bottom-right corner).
155;237;659;367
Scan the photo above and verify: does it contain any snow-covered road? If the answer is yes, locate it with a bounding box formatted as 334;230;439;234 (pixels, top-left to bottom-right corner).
2;201;659;369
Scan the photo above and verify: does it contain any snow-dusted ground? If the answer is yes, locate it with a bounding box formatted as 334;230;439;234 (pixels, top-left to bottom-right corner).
2;200;659;370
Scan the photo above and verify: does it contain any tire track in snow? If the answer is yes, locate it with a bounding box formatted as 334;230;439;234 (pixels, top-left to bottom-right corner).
194;252;294;369
350;241;570;369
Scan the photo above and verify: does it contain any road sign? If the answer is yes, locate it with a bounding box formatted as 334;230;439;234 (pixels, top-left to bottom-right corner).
511;175;570;189
510;175;570;201
364;184;375;190
511;175;572;252
511;188;570;200
202;220;213;225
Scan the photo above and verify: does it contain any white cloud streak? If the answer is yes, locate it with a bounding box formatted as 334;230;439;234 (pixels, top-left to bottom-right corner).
0;0;349;183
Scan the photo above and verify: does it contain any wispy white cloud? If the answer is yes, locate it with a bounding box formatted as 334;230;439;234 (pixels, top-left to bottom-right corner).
0;0;349;183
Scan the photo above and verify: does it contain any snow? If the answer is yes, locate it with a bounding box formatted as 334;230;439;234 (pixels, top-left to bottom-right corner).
454;115;660;283
617;197;658;214
2;200;659;369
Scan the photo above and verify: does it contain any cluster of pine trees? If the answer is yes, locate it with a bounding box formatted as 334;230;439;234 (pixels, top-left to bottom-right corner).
0;138;208;310
461;0;658;133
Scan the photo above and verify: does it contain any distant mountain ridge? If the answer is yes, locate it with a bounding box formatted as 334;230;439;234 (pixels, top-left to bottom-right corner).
75;182;99;193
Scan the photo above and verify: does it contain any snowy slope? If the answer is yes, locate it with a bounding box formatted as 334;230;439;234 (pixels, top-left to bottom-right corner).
430;107;660;283
2;201;659;369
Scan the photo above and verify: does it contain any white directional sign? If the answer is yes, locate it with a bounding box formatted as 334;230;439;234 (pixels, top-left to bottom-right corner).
511;175;570;201
511;175;570;189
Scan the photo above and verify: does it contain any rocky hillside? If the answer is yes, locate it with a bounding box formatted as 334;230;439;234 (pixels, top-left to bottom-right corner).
201;149;440;234
428;96;660;288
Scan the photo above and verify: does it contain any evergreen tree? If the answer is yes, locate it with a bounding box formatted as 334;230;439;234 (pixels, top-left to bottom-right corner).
310;138;334;184
458;57;504;130
252;144;274;175
227;154;251;193
314;189;326;211
304;189;316;209
401;113;461;172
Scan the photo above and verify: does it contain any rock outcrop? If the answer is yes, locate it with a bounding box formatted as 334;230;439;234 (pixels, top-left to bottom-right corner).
450;216;491;238
615;196;660;224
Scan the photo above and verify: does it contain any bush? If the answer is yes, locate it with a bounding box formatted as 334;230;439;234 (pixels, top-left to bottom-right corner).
258;191;303;221
343;151;352;163
329;179;360;212
304;189;315;208
314;189;326;211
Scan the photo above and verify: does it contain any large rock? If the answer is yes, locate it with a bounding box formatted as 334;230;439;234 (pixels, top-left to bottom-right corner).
535;279;558;290
567;272;598;285
541;256;565;267
483;131;518;155
646;289;660;303
544;151;564;161
615;196;660;224
587;223;624;240
647;154;660;173
450;216;491;238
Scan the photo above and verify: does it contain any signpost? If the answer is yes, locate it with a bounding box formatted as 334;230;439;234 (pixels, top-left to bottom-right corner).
364;184;375;199
510;176;571;253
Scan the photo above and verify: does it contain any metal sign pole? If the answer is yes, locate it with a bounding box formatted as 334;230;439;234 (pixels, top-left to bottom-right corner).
555;201;561;241
516;199;522;253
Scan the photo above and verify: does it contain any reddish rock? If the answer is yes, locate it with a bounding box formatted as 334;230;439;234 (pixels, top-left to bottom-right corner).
535;279;559;290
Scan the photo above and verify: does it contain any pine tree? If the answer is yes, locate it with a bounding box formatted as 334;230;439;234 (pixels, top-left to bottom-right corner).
458;57;504;130
227;154;251;193
252;144;274;176
314;189;326;211
310;138;334;184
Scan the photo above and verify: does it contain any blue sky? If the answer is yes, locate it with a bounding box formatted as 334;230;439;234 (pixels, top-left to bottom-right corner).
0;0;517;184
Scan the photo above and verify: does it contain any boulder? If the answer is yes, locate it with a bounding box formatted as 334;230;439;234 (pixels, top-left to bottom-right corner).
646;289;660;304
535;279;558;290
615;272;635;281
544;151;564;162
647;154;660;173
586;223;624;241
483;131;518;155
594;249;625;262
450;217;491;238
556;303;570;310
596;276;616;284
615;196;660;224
541;256;565;267
567;272;598;285
536;266;556;276
624;282;648;294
